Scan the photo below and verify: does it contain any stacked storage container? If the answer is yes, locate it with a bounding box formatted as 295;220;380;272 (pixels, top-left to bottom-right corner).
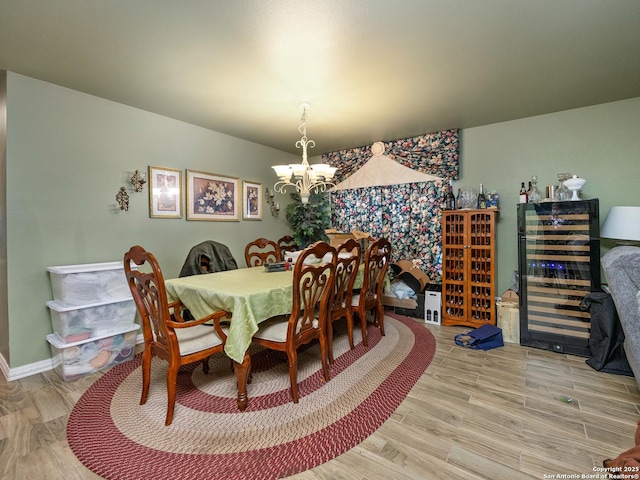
45;261;139;381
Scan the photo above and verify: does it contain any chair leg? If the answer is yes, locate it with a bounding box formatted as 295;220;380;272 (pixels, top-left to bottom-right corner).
345;310;355;350
319;333;330;382
287;349;299;403
327;318;335;364
358;307;368;347
165;363;179;426
377;303;385;337
202;356;210;374
140;348;152;405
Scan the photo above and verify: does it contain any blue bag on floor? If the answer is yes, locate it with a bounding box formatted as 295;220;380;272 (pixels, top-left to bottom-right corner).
454;324;504;351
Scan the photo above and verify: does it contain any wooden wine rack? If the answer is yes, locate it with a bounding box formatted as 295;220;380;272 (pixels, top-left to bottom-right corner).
442;209;497;327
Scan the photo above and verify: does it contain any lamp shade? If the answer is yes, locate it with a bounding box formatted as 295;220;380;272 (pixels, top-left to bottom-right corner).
272;165;292;180
600;206;640;241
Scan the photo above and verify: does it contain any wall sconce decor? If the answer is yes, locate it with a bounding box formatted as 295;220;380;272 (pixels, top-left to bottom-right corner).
265;187;280;217
116;186;130;211
131;169;147;192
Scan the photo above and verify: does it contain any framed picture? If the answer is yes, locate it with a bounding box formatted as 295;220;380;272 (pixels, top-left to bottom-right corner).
186;169;240;221
148;166;182;218
242;181;263;220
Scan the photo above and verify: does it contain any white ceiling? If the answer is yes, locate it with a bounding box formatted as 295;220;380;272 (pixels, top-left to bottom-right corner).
1;0;639;155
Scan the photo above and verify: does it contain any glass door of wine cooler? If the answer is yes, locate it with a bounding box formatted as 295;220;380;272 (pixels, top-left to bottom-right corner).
517;199;600;356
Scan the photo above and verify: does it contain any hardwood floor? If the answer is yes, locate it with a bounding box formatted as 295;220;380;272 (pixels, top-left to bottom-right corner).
1;316;638;479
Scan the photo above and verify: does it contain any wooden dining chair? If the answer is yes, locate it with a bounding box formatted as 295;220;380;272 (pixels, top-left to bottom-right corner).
327;238;361;363
277;235;298;261
350;237;392;347
124;245;232;425
244;237;279;267
251;241;337;403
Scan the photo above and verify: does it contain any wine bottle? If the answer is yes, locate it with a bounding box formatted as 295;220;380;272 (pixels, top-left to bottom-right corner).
446;180;456;210
456;188;462;209
519;182;528;203
477;183;487;209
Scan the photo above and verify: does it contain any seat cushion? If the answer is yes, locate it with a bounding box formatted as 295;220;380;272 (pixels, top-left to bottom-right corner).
351;293;361;307
253;314;317;343
351;292;378;307
175;324;227;356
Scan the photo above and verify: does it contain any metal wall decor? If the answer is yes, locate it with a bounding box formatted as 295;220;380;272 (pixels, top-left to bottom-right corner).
116;187;129;211
131;169;147;192
264;187;280;217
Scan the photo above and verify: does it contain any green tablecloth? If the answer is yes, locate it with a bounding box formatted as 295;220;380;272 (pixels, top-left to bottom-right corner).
164;264;387;364
165;267;293;363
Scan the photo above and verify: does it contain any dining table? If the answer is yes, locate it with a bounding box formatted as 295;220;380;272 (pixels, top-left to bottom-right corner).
164;263;378;411
165;266;293;411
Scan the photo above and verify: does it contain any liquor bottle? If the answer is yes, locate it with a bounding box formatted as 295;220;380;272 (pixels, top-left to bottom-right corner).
445;180;456;210
456;188;462;209
519;182;528;203
528;175;542;203
477;183;487;209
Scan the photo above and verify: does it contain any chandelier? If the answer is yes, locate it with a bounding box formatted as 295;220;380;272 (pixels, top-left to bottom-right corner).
271;103;337;204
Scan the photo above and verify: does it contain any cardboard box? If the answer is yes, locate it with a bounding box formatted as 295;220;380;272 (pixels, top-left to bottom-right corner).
394;293;425;318
501;289;519;302
394;291;442;325
424;291;442;325
497;301;520;343
325;229;372;250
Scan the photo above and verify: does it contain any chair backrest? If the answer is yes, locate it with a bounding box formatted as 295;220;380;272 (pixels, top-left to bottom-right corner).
334;239;362;312
360;237;392;304
244;237;279;267
289;241;337;343
277;235;298;261
124;246;176;352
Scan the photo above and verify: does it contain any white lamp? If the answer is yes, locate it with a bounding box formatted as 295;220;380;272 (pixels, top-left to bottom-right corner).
600;206;640;244
271;103;336;204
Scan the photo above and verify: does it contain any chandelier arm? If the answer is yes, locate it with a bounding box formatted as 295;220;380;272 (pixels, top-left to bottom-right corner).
271;102;335;204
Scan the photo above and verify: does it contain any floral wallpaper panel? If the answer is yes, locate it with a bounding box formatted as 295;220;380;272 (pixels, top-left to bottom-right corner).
325;129;459;283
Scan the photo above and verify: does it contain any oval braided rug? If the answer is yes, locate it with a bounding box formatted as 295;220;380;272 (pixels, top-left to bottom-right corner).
67;313;435;480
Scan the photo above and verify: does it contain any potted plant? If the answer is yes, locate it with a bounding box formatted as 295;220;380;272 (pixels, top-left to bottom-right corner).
285;192;331;248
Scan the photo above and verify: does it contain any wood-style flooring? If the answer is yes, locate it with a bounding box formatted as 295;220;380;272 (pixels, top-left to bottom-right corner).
1;317;638;479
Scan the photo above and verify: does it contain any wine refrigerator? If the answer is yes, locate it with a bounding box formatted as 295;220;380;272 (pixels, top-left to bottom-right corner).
517;199;600;356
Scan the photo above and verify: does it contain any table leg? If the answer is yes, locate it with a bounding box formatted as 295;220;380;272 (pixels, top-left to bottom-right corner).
233;352;251;411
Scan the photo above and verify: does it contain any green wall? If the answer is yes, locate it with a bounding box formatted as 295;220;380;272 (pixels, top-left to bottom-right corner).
3;70;639;372
4;72;298;368
458;97;640;296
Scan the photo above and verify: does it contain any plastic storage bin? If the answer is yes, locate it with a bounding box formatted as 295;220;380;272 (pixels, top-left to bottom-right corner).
46;325;139;381
46;298;137;343
47;261;133;306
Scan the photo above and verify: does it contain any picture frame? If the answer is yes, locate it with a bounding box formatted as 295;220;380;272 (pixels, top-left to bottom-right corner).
148;166;183;218
242;180;263;220
186;169;240;221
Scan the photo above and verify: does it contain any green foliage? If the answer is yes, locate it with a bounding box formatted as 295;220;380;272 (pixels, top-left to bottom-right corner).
285;192;331;248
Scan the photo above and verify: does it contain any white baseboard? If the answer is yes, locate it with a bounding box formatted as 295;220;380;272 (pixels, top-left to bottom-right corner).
0;333;144;382
0;354;55;381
